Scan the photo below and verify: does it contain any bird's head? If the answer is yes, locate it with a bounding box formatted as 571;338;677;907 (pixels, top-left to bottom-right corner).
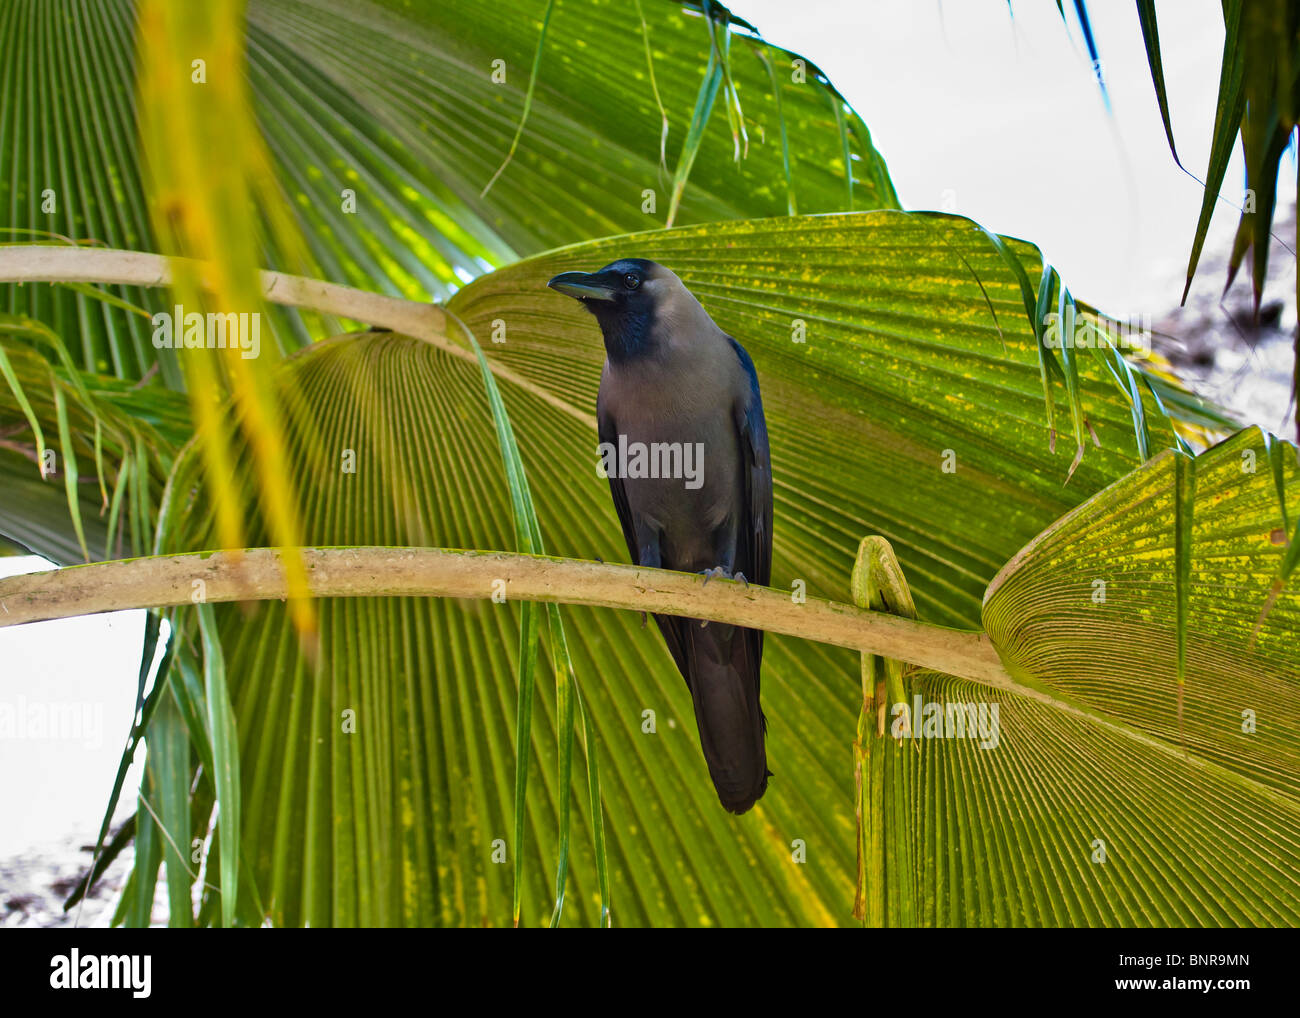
547;258;676;362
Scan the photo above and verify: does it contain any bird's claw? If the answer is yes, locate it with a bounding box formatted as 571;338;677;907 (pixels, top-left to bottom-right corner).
700;567;745;627
698;566;729;587
639;611;648;629
699;566;746;588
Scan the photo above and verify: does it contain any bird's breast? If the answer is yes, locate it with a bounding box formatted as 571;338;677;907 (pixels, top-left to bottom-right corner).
599;365;744;564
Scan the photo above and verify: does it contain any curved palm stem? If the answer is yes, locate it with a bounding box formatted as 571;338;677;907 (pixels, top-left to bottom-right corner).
0;546;1009;684
0;245;596;428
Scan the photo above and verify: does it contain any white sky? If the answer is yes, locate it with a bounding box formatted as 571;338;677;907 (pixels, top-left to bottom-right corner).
0;555;145;856
1;0;1291;860
736;0;1292;316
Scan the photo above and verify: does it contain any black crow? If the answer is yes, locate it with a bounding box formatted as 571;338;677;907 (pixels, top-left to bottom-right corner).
547;258;773;814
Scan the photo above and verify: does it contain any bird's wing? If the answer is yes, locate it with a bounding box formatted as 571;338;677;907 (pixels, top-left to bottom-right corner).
598;390;693;683
596;397;638;562
727;337;773;589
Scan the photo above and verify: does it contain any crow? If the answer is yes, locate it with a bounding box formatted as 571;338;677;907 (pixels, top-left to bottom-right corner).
548;258;773;813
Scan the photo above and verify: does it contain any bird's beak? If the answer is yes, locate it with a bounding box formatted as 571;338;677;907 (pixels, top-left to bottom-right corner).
547;270;616;301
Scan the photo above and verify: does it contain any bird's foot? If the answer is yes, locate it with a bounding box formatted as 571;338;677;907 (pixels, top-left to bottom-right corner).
698;566;726;587
699;567;748;626
699;566;747;588
699;568;724;624
639;611;648;629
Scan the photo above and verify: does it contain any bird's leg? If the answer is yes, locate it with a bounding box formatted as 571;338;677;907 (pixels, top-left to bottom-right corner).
634;518;662;570
634;518;662;631
699;528;741;624
700;523;742;587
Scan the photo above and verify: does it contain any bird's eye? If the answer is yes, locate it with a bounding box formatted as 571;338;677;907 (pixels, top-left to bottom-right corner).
624;273;641;290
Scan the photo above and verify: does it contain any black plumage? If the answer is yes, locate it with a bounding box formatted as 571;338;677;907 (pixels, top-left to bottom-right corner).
547;258;773;813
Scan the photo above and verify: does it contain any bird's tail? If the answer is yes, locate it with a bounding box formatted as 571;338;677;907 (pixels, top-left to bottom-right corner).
679;619;769;814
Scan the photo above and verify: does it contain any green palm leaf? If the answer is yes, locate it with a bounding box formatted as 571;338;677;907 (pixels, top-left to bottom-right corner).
1;0;1290;930
985;426;1300;801
2;0;896;381
110;207;1236;927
